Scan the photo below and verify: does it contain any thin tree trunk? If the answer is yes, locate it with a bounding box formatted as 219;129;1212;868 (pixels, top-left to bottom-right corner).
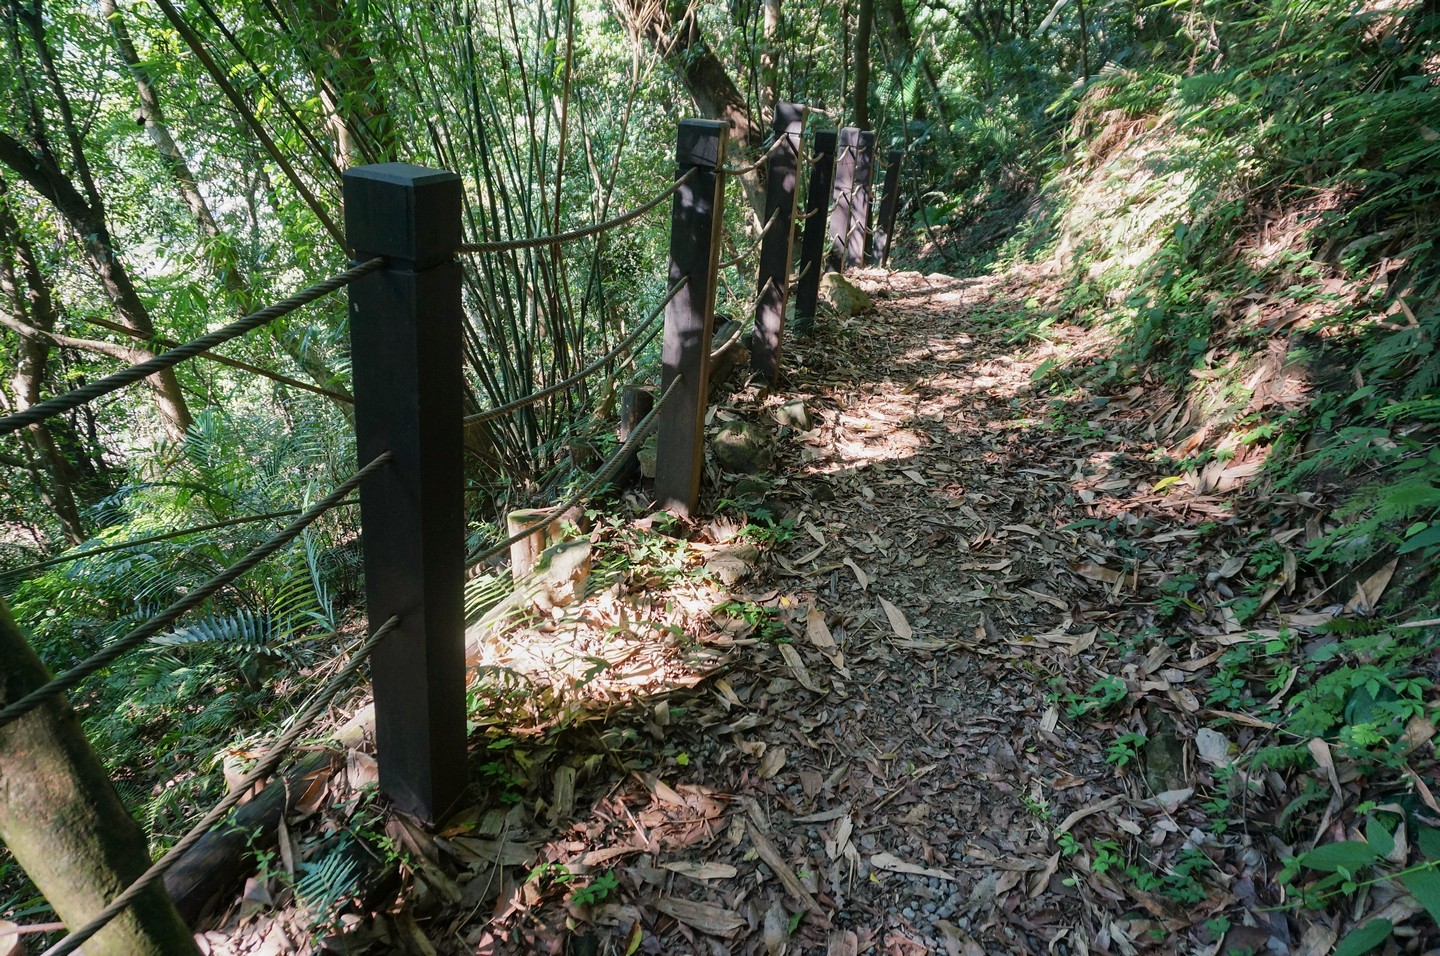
761;0;782;120
101;0;354;417
0;184;87;545
0;599;201;956
854;0;874;129
615;0;767;218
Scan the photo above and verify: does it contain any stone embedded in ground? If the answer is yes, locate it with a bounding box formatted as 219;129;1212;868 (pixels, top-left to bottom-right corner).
711;420;774;472
703;541;761;587
819;273;875;317
774;398;812;431
731;476;772;500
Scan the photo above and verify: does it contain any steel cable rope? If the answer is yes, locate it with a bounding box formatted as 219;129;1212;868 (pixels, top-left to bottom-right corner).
0;500;361;583
39;614;399;956
0;259;382;438
717;208;783;272
465;376;681;568
720;135;786;177
462;277;686;427
0;452;391;730
456;170;696;256
80;313;352;403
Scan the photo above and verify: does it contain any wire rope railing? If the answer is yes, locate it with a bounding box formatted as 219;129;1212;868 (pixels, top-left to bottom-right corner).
462;277;686;427
0;452;390;731
0;500;361;583
466;376;681;569
38;614;400;956
0;258;381;437
456;170;695;256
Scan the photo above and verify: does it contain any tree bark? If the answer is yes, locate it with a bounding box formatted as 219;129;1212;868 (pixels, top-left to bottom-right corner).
854;0;874;129
761;0;782;121
0;178;89;545
101;0;354;417
614;0;766;218
0;599;201;956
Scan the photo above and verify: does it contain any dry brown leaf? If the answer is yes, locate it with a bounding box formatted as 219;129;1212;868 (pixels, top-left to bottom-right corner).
660;861;738;881
748;820;823;913
0;922;19;956
1056;795;1122;834
759;745;789;779
869;851;961;881
1027;851;1061;898
806;606;837;649
842;557;869;590
778;642;823;693
653;898;743;935
878;597;913;640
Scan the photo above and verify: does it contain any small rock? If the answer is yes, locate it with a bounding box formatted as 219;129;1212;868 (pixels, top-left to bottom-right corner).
819;272;874;316
703;542;761;587
711;420;773;472
774;398;812;430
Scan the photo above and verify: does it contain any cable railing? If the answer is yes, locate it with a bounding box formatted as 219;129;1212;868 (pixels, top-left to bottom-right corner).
0;100;907;952
0;453;389;730
465;375;682;568
0;259;380;437
38;613;400;956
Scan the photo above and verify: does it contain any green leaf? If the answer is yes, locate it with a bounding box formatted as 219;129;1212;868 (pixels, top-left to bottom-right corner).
1299;840;1380;873
1333;918;1392;956
1365;817;1396;859
1400;865;1440;925
1397;524;1440;555
1418;826;1440;861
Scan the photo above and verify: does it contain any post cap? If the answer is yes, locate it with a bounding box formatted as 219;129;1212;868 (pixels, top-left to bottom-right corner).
344;163;462;269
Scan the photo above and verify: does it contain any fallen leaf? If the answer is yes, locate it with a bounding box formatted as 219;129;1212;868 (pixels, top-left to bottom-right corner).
660;861;738;881
778;642;823;694
842;557;869;590
870;851;961;881
878;598;913;640
653;898;743;935
759;745;789;779
806;607;838;649
1056;796;1122;834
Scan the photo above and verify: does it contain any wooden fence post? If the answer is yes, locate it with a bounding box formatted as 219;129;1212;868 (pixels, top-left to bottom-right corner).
750;102;806;386
344;163;466;824
794;129;837;333
827;127;859;274
655;120;727;517
872;148;904;267
847;130;877;270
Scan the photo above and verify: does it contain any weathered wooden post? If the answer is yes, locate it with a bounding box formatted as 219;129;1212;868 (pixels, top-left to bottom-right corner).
827;127;859;274
617;384;655;484
655;120;727;517
750;102;806;386
344;163;466;824
794;129;837;333
872;148;904;267
847;130;877;269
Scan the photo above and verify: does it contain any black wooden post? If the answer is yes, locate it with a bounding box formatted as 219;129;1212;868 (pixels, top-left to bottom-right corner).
750;102;806;386
872;149;904;267
794;129;837;333
655;120;727;517
847;130;877;270
344;164;466;824
827;126;859;274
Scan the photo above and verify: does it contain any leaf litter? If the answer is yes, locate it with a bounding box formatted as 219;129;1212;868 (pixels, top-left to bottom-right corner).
191;267;1437;955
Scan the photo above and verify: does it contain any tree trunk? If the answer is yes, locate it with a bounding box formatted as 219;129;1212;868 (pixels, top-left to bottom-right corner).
0;599;201;956
854;0;874;129
883;0;949;124
101;0;355;418
4;2;192;443
0;179;88;545
615;0;767;218
761;0;782;121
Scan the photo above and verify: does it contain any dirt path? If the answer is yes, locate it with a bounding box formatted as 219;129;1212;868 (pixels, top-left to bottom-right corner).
207;268;1289;955
446;267;1201;955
